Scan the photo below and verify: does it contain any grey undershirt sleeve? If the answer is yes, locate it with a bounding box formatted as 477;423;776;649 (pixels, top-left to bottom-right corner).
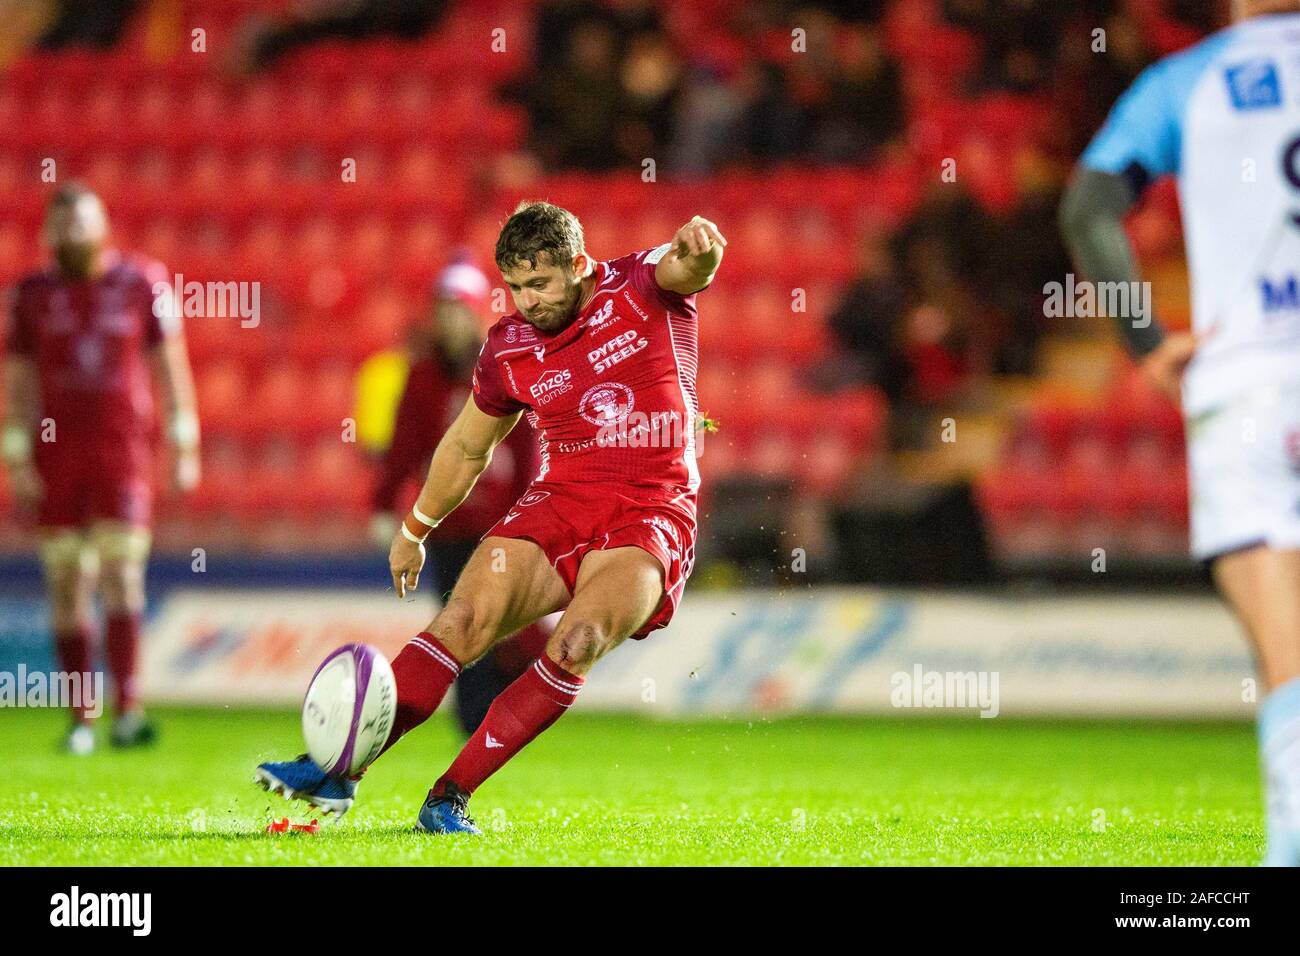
1058;166;1167;357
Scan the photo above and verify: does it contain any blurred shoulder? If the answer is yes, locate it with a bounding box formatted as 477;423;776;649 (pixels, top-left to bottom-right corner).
117;252;170;288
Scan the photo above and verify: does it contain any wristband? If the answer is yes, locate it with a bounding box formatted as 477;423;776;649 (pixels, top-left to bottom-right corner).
168;409;200;452
402;508;440;543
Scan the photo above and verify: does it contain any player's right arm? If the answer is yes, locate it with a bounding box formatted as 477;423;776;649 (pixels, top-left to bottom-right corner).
3;280;43;516
388;394;521;598
1;355;42;515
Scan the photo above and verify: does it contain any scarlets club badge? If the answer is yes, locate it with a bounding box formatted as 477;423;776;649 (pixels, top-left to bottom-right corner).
578;383;635;426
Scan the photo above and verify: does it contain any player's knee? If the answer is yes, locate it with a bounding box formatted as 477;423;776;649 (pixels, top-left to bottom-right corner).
549;621;607;673
40;541;94;622
98;561;144;613
431;598;495;661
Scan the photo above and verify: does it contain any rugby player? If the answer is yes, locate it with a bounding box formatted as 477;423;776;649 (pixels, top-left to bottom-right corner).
3;183;200;753
257;202;723;831
1061;0;1300;865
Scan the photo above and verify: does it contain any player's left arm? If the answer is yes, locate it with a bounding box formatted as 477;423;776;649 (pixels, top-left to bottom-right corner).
655;215;727;295
1059;53;1207;400
150;333;201;492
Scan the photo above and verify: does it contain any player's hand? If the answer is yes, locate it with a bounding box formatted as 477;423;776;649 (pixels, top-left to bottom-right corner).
9;464;43;516
1140;333;1198;403
389;531;426;599
172;448;201;493
671;216;727;259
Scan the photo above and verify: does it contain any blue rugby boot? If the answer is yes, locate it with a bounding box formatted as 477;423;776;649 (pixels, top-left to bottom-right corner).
416;781;482;834
255;755;356;817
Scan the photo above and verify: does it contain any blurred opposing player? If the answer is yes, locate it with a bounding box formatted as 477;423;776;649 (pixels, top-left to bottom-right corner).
367;257;552;735
1;183;200;753
1061;0;1300;865
257;203;723;830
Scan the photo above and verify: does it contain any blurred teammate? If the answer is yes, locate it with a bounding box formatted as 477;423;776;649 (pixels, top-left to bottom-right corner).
367;257;552;735
1061;0;1300;865
2;184;200;753
257;202;724;831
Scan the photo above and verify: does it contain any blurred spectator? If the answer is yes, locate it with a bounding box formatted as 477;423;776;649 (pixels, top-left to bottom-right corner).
37;0;141;50
943;0;1074;93
825;228;910;403
238;0;450;72
983;149;1072;374
1054;10;1153;156
364;256;538;561
808;25;904;163
735;60;808;164
523;19;624;171
615;31;683;163
669;63;746;175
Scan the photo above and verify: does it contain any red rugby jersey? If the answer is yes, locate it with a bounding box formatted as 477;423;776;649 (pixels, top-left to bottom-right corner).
7;252;175;446
472;246;701;497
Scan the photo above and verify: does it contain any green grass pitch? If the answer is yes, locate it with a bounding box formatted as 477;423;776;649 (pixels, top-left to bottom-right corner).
0;707;1263;865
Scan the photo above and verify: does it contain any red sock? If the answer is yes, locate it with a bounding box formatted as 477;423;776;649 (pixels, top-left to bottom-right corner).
105;613;142;714
54;624;95;723
434;656;583;796
493;619;555;679
378;632;461;758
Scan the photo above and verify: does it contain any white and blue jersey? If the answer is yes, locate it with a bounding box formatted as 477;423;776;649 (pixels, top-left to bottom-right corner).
1083;12;1300;417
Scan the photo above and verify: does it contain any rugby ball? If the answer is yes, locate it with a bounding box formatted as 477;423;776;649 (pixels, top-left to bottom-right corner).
302;643;396;778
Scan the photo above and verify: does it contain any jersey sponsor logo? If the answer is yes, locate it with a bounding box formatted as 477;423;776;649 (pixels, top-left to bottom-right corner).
503;323;535;344
642;513;681;545
502;512;521;524
1260;274;1300;314
578;382;635;426
485;732;504;748
517;489;551;507
556;437;599;454
596;410;687;449
1225;60;1282;111
588;329;649;374
529;367;573;403
584;299;619;331
622;289;650;321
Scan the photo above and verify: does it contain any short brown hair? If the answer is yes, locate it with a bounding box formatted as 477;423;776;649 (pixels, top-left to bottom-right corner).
494;201;584;272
